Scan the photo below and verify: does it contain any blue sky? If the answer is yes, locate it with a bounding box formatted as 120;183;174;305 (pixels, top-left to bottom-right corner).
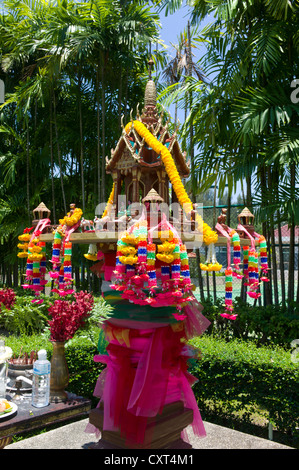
158;7;242;204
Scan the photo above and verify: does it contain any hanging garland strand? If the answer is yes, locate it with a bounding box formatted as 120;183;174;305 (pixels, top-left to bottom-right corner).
125;121;218;246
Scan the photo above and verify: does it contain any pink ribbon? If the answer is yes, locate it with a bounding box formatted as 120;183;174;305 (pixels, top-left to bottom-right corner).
237;223;255;250
148;213;181;244
215;222;231;267
65;221;81;242
30;218;51;242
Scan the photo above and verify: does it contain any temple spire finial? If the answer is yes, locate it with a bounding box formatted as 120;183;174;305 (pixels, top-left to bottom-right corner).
148;57;154;80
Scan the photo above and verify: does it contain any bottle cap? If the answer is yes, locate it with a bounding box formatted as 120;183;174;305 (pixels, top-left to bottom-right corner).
38;349;47;360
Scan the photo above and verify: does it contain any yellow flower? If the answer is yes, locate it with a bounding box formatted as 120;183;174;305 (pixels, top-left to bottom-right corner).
84;254;98;261
18;234;31;242
121;233;137;245
28;253;43;261
30;245;42;253
119;255;138;265
157;242;175;253
125;120;218;246
200;262;223;272
17;243;29;250
59;208;83;227
156;253;174;263
158;230;173;242
119;246;137;256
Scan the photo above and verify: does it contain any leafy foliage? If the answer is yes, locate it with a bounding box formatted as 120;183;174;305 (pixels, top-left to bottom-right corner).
190;335;299;441
159;0;299;307
0;0;163;269
0;295;50;335
201;296;299;348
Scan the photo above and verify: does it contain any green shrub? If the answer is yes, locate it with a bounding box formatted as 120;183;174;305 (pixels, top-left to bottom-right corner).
201;296;299;348
4;333;103;407
4;331;298;441
189;335;299;442
64;337;103;404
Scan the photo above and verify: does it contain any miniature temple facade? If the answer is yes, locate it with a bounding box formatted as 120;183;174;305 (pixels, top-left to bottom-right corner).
106;78;190;214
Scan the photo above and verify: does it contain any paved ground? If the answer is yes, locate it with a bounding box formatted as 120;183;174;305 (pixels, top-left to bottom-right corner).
4;417;293;450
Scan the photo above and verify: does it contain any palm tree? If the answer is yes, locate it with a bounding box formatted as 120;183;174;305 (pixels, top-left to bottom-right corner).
160;0;299;307
0;0;163;286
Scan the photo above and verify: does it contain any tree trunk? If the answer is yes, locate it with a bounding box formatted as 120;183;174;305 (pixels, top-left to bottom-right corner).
288;162;295;307
260;166;272;305
124;69;129;125
53;90;67;213
49;95;56;224
118;67;123;133
78;68;85;214
267;167;278;304
277;213;286;306
246;174;252;207
186;20;205;300
101;63;106;203
227;187;231;227
26;124;30;223
13;262;18;288
96;64;101;204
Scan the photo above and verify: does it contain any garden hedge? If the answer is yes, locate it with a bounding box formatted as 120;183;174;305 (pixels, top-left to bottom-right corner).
189;335;299;441
4;333;298;441
200;296;299;348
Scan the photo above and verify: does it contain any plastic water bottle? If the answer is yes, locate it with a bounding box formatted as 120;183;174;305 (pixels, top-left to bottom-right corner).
32;349;51;408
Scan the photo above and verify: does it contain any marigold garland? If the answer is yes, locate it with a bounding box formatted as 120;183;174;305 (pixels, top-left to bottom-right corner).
59;207;83;227
125;121;218;246
111;216;193;318
50;207;82;296
102;183;115;219
17;226;49;299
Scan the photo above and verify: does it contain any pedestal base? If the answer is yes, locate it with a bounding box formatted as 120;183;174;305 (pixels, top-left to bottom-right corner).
89;401;193;449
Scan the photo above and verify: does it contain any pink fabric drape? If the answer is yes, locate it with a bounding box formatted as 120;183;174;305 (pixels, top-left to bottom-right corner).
86;321;207;444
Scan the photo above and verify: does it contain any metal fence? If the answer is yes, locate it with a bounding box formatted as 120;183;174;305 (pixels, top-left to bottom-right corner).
191;204;299;307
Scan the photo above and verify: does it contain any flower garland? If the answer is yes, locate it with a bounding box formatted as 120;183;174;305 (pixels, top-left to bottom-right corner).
243;246;249;280
50;207;82;296
84;244;98;261
17;221;50;300
58;207;83;228
200;242;222;272
220;228;270;317
111;215;193;319
125;121;218;246
231;230;241;269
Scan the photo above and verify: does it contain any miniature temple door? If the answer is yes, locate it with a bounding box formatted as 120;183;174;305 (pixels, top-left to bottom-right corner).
132;167;141;203
157;169;168;204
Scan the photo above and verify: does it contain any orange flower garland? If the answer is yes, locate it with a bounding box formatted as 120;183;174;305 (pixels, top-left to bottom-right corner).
59;207;83;227
125;121;218;245
102;183;115;218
